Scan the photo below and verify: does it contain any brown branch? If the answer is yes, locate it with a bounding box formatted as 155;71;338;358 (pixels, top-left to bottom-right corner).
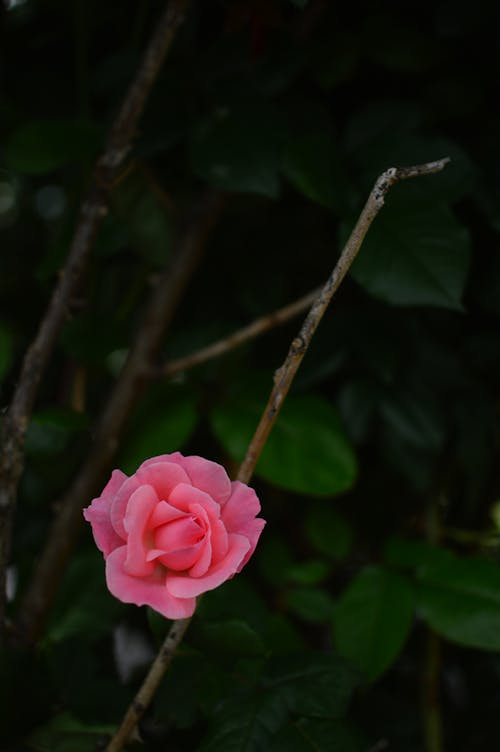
0;0;190;635
160;287;321;378
106;618;192;752
104;157;450;751
15;189;224;646
236;157;449;483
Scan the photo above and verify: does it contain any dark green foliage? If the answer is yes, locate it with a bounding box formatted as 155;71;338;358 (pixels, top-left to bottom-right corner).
212;388;357;495
348;201;471;309
5;120;102;175
2;1;500;750
197;652;359;751
417;554;500;651
333;567;415;682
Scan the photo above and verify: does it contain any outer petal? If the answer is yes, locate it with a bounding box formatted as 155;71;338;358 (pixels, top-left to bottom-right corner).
106;547;196;619
123;485;159;577
166;533;250;598
236;518;266;571
220;482;265;569
83;498;125;556
136;461;190;502
110;475;142;538
83;469;129;555
221;481;262;535
178;455;232;506
101;469;128;499
138;452;184;471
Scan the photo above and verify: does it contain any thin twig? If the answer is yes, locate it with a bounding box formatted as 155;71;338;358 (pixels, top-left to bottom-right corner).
106;618;192;752
237;158;449;483
0;0;190;636
160;287;321;378
16;189;224;646
104;158;449;751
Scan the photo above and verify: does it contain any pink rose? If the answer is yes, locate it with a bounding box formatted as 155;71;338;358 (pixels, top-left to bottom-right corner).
83;452;265;619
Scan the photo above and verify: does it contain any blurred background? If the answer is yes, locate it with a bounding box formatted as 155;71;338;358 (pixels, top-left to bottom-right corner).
1;0;500;750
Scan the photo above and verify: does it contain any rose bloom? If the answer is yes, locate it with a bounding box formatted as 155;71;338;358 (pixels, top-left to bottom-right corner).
83;452;265;619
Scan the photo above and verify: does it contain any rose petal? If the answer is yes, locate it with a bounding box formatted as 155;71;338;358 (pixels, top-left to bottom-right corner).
111;462;190;540
136;461;190;502
236;518;266;571
101;469;128;499
166;533;250;598
138;452;184;471
123;485;159;577
188;537;212;577
83;499;125;556
106;546;196;619
83;469;129;555
168;483;220;518
179;455;232;506
221;481;262;536
156;543;204;571
110;475;142;538
209;517;229;564
179;502;211;577
149;500;188;528
155;515;205;551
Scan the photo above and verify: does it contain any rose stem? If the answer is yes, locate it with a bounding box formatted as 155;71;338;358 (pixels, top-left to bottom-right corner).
105;157;450;752
15;188;224;647
0;0;191;639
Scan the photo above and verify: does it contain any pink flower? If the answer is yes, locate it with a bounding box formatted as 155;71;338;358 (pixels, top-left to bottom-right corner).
83;452;265;619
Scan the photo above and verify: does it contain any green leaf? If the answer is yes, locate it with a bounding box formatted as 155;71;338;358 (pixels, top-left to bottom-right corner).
337;379;381;442
25;408;88;457
197;577;270;632
305;504;353;560
112;172;174;265
271;718;365;752
384;537;454;572
333;566;415;681
193;619;266;658
190;101;284;197
350;130;477;204
154;650;233;726
211;391;358;496
286;587;336;623
379;387;445;452
199;653;359;751
198;692;289;752
347;202;471;310
118;388;198;474
6;119;101;174
417;554;500;651
0;323;13;382
257;536;295;587
262;614;306;655
282;107;347;211
262;652;359;719
28;713;114;752
286;560;331;585
46;551;125;643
